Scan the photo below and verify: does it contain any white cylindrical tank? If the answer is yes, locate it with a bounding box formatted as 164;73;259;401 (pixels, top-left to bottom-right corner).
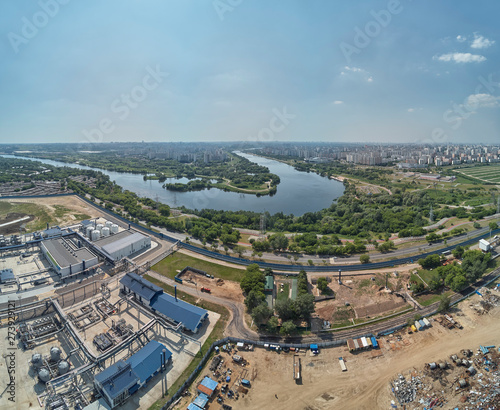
38;368;51;383
50;346;61;362
31;353;42;368
105;221;113;228
58;360;70;375
111;224;119;234
86;226;93;238
101;227;110;237
91;230;101;241
95;224;104;232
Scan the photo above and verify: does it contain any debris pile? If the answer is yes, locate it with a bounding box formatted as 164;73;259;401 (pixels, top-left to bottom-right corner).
390;344;500;409
391;374;420;404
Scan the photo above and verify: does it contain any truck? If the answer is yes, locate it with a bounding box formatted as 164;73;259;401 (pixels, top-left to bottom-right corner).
241;379;251;387
338;357;347;371
201;287;211;293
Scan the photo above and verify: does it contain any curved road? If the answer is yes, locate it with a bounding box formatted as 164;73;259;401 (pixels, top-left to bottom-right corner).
147;266;500;344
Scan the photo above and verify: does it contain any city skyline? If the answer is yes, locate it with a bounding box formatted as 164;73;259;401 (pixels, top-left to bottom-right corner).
1;1;500;144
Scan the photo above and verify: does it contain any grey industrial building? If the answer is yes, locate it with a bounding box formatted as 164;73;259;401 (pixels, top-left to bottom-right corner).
93;230;151;261
40;238;98;277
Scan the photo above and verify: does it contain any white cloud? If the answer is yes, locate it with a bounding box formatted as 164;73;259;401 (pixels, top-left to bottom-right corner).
340;66;373;82
332;100;344;105
407;108;415;112
434;52;486;63
471;33;495;49
456;35;467;43
466;93;500;108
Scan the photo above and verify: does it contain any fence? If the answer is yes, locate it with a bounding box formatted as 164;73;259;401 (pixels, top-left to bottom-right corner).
2;193;500;273
159;336;348;409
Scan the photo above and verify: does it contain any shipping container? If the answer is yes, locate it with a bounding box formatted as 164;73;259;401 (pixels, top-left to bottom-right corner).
370;337;378;348
422;317;431;327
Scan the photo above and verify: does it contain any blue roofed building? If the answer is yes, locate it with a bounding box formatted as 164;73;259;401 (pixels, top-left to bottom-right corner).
126;340;172;386
192;393;209;408
94;361;139;409
187;403;203;410
120;272;163;305
196;376;218;397
94;341;172;408
150;292;208;333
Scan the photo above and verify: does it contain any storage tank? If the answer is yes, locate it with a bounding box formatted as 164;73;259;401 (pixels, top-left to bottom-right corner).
58;360;70;375
50;346;61;362
95;224;104;232
105;221;113;228
86;226;94;238
38;368;51;383
111;224;119;234
428;362;437;370
31;353;42;368
101;227;110;237
91;230;101;241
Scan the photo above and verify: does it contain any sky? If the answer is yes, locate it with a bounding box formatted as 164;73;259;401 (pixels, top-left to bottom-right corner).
1;0;500;145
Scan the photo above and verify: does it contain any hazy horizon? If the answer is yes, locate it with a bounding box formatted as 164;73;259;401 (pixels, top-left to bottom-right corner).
1;1;500;145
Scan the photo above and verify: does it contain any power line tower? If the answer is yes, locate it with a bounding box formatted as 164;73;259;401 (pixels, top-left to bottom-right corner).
260;213;266;235
429;205;434;223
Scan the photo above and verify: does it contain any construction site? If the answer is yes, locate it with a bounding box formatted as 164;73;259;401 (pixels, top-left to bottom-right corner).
167;285;500;410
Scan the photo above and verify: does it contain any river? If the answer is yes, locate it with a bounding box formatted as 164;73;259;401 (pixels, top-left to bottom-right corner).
2;152;344;215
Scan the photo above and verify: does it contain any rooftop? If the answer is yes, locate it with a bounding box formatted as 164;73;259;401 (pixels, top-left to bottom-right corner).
120;272;163;302
94;360;139;400
0;268;15;284
42;238;97;267
150;292;208;332
94;230;149;254
126;340;171;384
193;393;209;408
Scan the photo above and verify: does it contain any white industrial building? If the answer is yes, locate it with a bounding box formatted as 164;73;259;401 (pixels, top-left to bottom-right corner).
93;230;151;261
40;238;99;277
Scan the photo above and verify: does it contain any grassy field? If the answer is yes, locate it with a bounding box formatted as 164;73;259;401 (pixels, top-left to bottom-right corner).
145;275;229;410
151;251;246;282
276;282;290;301
455;164;500;183
416;290;454;307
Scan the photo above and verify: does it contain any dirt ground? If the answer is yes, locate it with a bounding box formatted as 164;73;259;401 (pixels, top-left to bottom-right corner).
315;272;410;322
179;270;245;303
178;291;500;410
1;196;101;230
0;211;35;234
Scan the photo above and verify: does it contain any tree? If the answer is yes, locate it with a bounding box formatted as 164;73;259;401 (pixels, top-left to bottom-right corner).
233;245;245;258
240;264;265;294
251;304;273;325
438;294;451;312
280;320;297;336
244;290;265;312
360;254;370;264
489;221;498;231
427;272;442;292
268;233;289;252
452;246;464;259
293;293;315;319
418;254;441;270
266;316;279;333
450;274;468;292
317;277;329;293
275;298;295;321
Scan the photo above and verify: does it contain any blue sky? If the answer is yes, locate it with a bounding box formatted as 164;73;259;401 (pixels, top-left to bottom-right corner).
1;0;499;144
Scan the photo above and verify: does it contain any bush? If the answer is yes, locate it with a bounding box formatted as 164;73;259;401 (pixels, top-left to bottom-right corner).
360;254;370;264
317;277;329;293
